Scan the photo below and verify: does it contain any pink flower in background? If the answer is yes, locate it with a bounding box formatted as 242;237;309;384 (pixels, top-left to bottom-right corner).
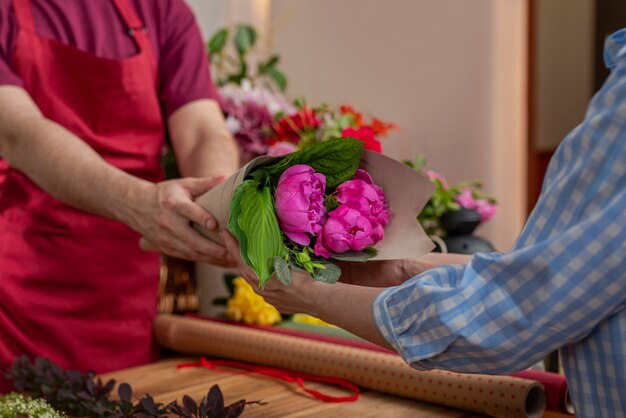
455;188;476;209
425;169;448;190
221;95;273;160
455;188;498;221
336;169;389;226
221;80;296;116
314;206;383;258
267;141;298;157
341;127;382;153
474;198;498;221
274;165;327;246
219;81;297;161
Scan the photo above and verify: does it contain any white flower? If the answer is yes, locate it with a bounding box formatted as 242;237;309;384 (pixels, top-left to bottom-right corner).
225;115;242;134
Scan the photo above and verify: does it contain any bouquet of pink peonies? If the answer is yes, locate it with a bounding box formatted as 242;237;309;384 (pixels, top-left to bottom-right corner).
196;138;435;287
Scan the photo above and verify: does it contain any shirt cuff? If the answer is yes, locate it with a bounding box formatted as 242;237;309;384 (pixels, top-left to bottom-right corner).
163;89;222;118
373;287;410;359
372;265;469;369
0;75;24;89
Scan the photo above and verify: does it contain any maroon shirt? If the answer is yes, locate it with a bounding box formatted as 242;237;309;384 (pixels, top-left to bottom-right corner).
0;0;219;117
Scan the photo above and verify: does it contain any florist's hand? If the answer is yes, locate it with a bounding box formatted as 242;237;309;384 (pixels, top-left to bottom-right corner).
220;230;322;315
133;177;236;267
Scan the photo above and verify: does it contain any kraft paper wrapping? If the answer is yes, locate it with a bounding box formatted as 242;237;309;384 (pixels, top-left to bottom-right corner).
155;315;546;418
194;150;436;259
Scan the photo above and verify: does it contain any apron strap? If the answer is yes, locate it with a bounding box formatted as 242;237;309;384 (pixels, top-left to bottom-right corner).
11;0;36;31
110;0;157;71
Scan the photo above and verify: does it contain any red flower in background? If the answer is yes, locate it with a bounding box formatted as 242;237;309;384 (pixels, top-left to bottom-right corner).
341;105;398;137
269;104;395;153
367;117;399;136
342;127;382;153
273;106;320;144
340;105;364;127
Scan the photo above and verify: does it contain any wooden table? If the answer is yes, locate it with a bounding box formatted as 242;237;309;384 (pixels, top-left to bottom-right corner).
101;358;572;418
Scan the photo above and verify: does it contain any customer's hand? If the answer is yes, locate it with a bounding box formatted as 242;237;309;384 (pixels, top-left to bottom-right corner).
220;230;322;314
338;252;471;287
132;176;236;267
336;260;408;287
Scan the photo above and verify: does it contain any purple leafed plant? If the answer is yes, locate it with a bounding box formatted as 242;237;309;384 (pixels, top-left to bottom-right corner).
4;356;264;418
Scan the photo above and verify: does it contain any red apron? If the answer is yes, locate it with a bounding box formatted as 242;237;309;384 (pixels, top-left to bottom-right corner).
0;0;164;391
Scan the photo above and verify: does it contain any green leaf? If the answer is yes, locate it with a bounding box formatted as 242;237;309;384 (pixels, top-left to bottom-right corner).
237;182;288;287
293;97;307;109
264;137;364;189
258;55;280;74
295;248;311;264
337;113;355;130
267;67;287;91
234;25;257;55
289;261;308;273
446;202;461;211
320;127;342;142
415;154;427;170
362;246;379;256
330;250;376;262
207;28;228;55
324;194;340;211
226;73;246;86
312;263;341;283
228;180;255;270
274;256;292;285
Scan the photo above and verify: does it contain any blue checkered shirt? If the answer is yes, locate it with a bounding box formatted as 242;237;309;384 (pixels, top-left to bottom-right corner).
373;29;626;417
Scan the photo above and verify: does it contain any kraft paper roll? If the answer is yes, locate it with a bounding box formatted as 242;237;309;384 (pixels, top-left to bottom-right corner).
155;314;546;418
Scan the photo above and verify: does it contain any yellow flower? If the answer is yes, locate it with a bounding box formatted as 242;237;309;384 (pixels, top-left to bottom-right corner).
226;278;282;326
292;313;336;327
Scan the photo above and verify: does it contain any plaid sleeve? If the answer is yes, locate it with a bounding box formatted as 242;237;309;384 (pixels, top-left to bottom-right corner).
373;46;626;374
374;197;626;374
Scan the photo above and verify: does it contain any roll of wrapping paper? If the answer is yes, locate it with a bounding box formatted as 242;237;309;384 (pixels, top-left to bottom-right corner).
155;314;546;418
510;370;573;414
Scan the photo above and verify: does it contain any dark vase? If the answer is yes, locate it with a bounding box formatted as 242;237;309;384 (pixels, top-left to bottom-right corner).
438;208;495;254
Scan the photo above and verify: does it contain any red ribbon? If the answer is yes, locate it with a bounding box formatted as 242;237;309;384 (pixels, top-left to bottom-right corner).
177;358;360;403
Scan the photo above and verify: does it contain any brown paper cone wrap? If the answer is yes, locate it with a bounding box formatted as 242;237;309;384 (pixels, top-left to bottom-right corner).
194;150;435;259
155;315;546;418
193;155;280;245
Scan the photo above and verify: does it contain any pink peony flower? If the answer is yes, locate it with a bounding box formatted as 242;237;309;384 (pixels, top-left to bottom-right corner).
267;141;298;157
474;198;498;221
425;169;448;190
314;206;384;258
341;127;382;153
336;169;389;226
274;165;327;246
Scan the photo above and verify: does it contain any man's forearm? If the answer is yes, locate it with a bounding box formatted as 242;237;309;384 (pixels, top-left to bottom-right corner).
1;109;150;226
168;100;239;179
308;281;393;350
177;130;239;178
